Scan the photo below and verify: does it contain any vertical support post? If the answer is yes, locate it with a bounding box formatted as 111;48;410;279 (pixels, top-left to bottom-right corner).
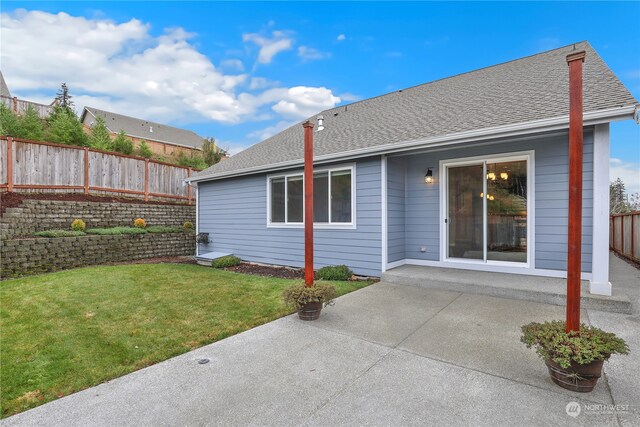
12;97;17;114
144;158;150;202
7;137;13;192
566;49;586;333
621;215;624;255
590;123;611;295
632;214;635;259
303;120;315;287
83;147;90;195
187;168;193;205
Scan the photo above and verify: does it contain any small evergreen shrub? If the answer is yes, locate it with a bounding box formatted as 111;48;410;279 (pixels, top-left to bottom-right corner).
183;221;194;231
282;282;338;310
34;229;86;238
133;218;146;229
147;226;182;233
137;141;153;158
212;255;242;268
316;265;353;281
521;321;629;368
70;219;86;232
86;227;147;235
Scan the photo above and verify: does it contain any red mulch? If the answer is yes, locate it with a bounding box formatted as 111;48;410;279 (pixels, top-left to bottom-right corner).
224;263;306;279
0;191;190;216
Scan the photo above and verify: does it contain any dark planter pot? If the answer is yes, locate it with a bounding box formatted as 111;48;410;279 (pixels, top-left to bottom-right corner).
297;302;323;321
545;359;604;393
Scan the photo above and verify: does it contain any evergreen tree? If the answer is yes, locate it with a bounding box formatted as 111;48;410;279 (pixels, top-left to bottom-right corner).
88;116;113;150
0;104;21;136
202;137;223;166
137;140;153;158
113;130;134;155
18;106;45;141
55;83;74;113
610;178;630;214
46;106;88;146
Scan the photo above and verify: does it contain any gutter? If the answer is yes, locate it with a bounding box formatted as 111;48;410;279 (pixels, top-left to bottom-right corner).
186;104;638;184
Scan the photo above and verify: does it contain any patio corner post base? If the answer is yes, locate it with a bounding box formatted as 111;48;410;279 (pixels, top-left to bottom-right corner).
589;281;612;297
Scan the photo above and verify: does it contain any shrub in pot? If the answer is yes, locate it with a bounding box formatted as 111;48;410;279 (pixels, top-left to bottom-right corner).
283;282;337;321
521;320;629;392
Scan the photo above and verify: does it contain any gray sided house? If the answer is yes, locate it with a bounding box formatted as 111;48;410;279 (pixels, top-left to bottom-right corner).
189;42;638;297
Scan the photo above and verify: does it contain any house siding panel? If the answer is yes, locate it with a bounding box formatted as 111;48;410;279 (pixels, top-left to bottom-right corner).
198;158;382;277
387;157;406;263
400;130;594;273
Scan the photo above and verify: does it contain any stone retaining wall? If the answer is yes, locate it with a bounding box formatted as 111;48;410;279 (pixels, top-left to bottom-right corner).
1;233;195;279
1;199;195;239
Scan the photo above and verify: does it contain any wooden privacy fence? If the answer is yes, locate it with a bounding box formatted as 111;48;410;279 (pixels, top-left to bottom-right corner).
610;211;640;264
0;137;195;204
1;96;55;119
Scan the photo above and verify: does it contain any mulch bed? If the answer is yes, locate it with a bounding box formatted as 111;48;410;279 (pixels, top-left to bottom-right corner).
224;263;306;279
0;191;189;216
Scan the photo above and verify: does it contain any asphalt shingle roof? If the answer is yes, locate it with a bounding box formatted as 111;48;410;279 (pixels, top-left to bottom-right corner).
196;42;637;180
83;107;205;149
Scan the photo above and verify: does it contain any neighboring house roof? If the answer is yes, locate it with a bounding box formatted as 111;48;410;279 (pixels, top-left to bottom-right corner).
193;41;637;182
81;107;205;149
1;71;12;98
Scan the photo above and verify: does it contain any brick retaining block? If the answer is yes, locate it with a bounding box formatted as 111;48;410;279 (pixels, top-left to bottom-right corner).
1;233;195;279
1;199;195;240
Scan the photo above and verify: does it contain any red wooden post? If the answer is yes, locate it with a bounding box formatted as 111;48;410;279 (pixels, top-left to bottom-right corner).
144;158;150;202
303;121;315;287
6;137;13;192
566;49;586;333
631;213;635;259
187;168;193;205
83;147;90;195
620;215;625;255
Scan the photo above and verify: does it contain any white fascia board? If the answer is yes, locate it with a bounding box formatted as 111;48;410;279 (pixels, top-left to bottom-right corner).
187;105;638;184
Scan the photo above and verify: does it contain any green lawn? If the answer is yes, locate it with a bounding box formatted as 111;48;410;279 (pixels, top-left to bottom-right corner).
0;264;371;417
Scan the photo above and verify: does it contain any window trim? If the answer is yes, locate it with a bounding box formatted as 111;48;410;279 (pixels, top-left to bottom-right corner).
266;163;357;229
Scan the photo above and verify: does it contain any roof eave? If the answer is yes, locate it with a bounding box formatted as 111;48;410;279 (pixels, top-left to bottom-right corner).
187;104;638;184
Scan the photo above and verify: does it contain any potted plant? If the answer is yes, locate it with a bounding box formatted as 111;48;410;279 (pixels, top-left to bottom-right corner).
521;320;629;393
283;282;337;321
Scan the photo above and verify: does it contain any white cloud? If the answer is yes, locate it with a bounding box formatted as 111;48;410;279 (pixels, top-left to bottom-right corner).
248;119;297;142
249;77;275;90
242;31;293;64
337;34;346;42
1;10;341;131
339;92;361;102
297;46;331;61
220;59;244;71
610;158;640;194
271;86;341;119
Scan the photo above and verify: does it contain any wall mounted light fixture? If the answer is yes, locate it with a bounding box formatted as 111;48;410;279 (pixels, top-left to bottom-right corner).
424;168;434;184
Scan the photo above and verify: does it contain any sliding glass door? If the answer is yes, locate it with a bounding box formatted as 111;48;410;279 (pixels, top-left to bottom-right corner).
446;155;529;265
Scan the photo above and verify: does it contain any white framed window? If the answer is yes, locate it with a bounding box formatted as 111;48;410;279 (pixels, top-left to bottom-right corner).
267;164;356;228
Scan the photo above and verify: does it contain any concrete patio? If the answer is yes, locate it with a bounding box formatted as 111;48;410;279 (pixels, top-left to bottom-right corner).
4;255;638;426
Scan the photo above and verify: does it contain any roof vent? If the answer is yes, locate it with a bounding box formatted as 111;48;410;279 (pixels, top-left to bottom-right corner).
316;115;324;131
149;126;153;133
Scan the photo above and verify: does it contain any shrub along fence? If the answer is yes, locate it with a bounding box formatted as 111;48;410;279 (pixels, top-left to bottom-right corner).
0;136;197;203
610;211;640;264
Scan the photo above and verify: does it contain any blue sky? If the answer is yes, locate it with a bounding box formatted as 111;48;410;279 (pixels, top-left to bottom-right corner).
2;1;639;190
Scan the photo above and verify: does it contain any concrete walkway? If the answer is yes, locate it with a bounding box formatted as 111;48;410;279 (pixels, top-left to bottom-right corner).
4;258;639;426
